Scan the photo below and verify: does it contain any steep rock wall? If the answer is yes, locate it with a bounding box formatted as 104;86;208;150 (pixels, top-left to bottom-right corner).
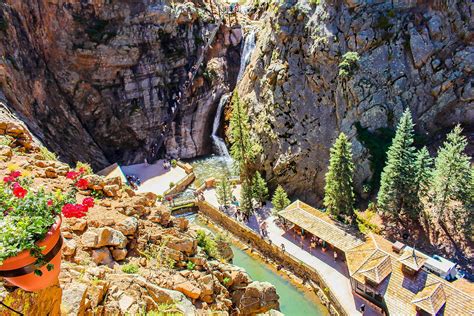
0;0;241;169
237;0;473;204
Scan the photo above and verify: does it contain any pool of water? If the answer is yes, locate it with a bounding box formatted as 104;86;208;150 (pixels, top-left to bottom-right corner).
187;155;239;188
191;216;328;316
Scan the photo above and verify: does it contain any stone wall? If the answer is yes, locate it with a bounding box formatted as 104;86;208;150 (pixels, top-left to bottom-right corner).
196;201;345;316
164;172;196;196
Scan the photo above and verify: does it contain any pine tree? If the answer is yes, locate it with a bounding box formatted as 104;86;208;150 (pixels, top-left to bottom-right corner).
323;133;355;218
228;92;261;181
240;182;254;215
252;171;268;204
272;185;291;213
413;147;433;202
432;125;472;219
216;175;232;206
377;109;418;217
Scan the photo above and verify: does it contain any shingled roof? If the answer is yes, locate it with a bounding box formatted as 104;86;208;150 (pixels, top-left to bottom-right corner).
278;200;365;251
346;234;474;315
412;282;446;315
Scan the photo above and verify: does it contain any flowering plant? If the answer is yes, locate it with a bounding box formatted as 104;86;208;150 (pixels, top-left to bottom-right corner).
0;169;94;274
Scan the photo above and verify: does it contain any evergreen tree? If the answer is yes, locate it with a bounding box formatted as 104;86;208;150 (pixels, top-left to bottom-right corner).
272;185;291;213
228;92;261;181
413;147;433;202
216;175;232;206
323;133;355;218
240;182;254;215
432;125;472;219
252;171;269;204
377;109;418;217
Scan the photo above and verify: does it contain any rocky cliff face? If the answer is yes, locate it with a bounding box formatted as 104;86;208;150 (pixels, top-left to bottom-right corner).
237;0;473;204
0;0;241;169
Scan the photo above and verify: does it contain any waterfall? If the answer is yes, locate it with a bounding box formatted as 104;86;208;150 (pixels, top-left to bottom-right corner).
237;28;257;82
211;93;231;158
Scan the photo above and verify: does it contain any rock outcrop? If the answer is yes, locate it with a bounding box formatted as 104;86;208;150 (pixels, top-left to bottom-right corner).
237;0;473;204
0;0;241;169
0;121;280;315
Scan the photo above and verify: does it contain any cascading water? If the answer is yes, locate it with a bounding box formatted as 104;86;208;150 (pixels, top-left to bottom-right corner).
211;93;231;157
237;28;257;82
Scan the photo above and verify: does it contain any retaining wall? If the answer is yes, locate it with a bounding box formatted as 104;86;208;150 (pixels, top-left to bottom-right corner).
196;201;346;316
164;172;195;196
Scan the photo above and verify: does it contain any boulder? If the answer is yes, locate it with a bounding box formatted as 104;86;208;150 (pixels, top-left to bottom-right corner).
0;144;12;159
97;227;128;248
174;281;201;300
104;184;121;197
116;217;138;235
118;294;135;314
236;281;279;315
112;248;128;261
167;237;196;255
61;282;88;315
92;248;114;266
68;218;87;232
63;238;77;256
81;230;99;248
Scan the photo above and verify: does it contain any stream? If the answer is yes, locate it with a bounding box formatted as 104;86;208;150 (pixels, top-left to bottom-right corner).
186;215;328;316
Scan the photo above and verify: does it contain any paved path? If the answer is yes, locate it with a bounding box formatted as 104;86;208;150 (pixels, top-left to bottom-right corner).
204;191;377;316
121;161;187;196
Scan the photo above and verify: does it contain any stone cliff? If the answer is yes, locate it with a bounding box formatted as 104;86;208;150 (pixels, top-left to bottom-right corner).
0;0;241;169
236;0;473;204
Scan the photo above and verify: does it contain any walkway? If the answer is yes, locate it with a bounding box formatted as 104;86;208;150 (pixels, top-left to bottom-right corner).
121;160;187;196
203;190;376;316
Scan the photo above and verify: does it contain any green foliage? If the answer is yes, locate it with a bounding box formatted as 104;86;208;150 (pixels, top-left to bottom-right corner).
196;230;219;259
413;147;433;202
240;182;254;215
121;263;139;274
171;159;177;168
223;276;231;285
356;207;381;234
432;125;472;220
338;51;360;79
76;161;93;174
140;236;176;269
228;92;261;181
169;182;175;189
39;146;58;161
323;133;355;219
216;175;232;206
377;109;419;218
309;0;321;6
202;69;217;84
375;14;392;30
252;171;269;204
186;261;196;270
0;135;13;146
355;122;395;192
147;303;183;316
271;185;290;213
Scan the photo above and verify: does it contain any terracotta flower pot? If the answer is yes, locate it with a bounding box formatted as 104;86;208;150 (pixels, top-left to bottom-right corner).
0;216;63;292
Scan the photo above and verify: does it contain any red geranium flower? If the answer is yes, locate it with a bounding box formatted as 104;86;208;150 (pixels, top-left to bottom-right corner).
82;197;94;208
47;200;53;207
79;167;85;174
75;178;89;190
3;176;14;183
62;203;89;218
66;171;80;180
12;184;27;198
10;171;21;178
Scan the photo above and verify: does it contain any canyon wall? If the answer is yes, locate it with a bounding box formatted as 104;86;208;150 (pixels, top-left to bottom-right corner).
237;0;473;204
0;0;241;169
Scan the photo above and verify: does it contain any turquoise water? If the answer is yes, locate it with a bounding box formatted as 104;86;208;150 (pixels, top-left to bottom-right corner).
231;246;328;316
190;216;328;316
188;156;239;188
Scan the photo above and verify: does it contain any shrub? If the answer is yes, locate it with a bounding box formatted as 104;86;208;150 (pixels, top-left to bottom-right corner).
196;230;220;259
39;146;58;161
338;51;360;79
156;194;163;201
186;261;196;270
223;277;231;285
121;263;139;274
169;182;175;188
309;0;320;6
171;159;177;168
